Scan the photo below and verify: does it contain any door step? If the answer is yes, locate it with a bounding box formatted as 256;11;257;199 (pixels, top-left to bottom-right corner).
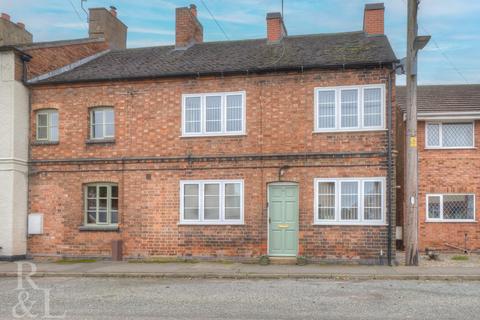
269;257;297;265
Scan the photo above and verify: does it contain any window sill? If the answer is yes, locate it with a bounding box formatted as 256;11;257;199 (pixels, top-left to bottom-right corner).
85;138;115;145
425;220;477;223
313;128;387;134
79;225;119;231
313;222;387;226
32;141;59;146
424;147;477;150
178;222;244;226
180;134;246;139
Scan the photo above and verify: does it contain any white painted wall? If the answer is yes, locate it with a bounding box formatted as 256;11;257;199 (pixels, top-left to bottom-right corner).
0;51;29;259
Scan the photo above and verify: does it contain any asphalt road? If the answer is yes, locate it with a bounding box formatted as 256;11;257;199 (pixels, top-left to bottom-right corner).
0;277;479;319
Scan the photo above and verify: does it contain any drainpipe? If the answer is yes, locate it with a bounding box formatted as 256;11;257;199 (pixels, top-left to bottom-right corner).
386;69;394;266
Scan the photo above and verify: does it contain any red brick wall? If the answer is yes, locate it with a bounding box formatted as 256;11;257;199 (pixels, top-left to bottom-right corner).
25;41;109;78
363;8;384;35
417;121;480;251
28;68;396;263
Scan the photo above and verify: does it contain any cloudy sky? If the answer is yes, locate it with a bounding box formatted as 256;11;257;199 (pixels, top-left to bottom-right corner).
2;0;479;85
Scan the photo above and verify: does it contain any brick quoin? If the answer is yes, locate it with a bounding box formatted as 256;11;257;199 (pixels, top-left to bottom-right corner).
28;68;397;263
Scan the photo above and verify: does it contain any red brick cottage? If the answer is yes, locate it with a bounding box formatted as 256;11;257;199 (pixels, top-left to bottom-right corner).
26;3;398;264
397;85;480;253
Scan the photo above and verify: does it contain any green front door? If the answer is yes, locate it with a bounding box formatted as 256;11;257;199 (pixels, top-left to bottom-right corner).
268;184;299;256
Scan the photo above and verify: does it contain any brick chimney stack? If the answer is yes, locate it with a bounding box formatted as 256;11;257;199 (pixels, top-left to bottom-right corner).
89;7;127;49
0;12;32;45
266;12;287;43
175;4;203;49
363;3;385;35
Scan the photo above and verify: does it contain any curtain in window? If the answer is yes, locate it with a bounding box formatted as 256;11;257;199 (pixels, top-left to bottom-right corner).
205;96;222;132
226;95;243;132
341;89;358;128
363;88;382;127
341;181;358;220
364;181;382;220
185;97;201;133
225;183;241;220
318;182;335;220
317;90;336;129
183;184;199;219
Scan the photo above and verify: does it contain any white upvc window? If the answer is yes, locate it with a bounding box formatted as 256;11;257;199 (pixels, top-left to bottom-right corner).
182;91;246;136
314;178;386;225
36;109;59;142
426;194;475;222
314;85;385;132
180;180;244;224
90;107;115;140
425;122;474;149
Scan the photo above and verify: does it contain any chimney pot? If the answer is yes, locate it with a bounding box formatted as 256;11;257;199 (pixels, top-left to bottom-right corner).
266;12;287;43
17;22;25;29
109;6;117;17
189;4;197;17
1;13;11;21
363;3;385;34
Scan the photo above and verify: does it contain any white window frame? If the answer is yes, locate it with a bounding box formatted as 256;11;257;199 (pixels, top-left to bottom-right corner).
313;177;386;225
36;109;59;142
181;91;246;137
314;84;385;132
426;193;476;222
179;180;244;225
90;107;115;140
425;121;475;149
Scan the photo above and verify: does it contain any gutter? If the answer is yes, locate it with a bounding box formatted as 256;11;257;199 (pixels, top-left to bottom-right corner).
386;70;394;266
28;60;399;86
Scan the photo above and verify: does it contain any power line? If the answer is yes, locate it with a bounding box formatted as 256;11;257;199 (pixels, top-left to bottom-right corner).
399;0;469;83
68;0;88;30
200;0;230;40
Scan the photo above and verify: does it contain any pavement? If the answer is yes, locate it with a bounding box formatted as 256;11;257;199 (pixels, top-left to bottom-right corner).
1;260;479;281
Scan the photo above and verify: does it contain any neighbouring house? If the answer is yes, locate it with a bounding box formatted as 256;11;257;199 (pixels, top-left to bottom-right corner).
0;8;126;261
11;3;398;264
396;85;480;253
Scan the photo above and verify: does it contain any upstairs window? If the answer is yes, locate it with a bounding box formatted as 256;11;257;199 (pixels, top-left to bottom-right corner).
427;194;475;221
182;92;245;136
90;107;115;140
426;122;474;148
315;85;384;132
36;109;58;142
84;183;118;225
180;180;243;224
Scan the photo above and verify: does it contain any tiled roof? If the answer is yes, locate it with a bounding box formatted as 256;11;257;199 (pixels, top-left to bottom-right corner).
33;31;397;84
397;85;480;113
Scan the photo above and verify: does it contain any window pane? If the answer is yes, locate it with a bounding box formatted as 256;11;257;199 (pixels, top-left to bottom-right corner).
50;126;59;141
205;96;222;133
105;124;115;137
442;123;473;147
183;184;199;220
111;211;118;224
87;211;96;224
318;182;335;220
99;199;107;211
226;94;243;132
428;196;441;219
87;199;97;211
341;89;358;128
92;110;103;126
38;113;48;126
364;181;382;220
37;127;48;140
92;125;103;139
364;88;381;127
341;181;358;220
50;111;58;126
443;195;474;220
225;183;241;220
111;186;118;198
111;199;118;211
185;97;201;133
99;186;108;198
317;90;336;129
427;124;440;147
104;109;114;124
98;211;107;223
204;184;220;220
87;186;97;198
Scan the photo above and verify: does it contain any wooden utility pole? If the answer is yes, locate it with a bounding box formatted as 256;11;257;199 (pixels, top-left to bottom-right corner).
405;0;430;266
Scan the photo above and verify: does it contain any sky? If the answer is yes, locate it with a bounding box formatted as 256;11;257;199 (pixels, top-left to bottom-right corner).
1;0;480;85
